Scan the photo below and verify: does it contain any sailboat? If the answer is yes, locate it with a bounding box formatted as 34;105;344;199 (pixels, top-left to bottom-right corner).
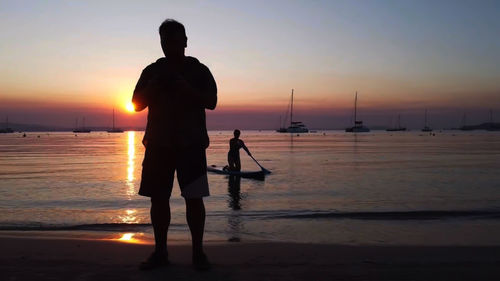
421;109;433;132
458;110;500;131
276;89;309;133
107;108;124;133
386;114;406;131
345;91;370;132
0;116;14;133
73;117;91;133
486;109;500;131
459;112;473;131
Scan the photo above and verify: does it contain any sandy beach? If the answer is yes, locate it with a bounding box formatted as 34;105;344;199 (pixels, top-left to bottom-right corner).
1;235;499;281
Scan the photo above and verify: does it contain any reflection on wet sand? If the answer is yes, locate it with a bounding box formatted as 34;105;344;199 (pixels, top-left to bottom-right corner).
114;232;147;244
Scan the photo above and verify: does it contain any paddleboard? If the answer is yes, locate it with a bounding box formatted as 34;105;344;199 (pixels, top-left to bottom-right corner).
207;165;266;179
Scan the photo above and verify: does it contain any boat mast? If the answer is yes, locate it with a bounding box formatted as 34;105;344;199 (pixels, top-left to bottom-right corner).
424;109;427;127
112;108;115;130
354;91;358;125
290;89;294;127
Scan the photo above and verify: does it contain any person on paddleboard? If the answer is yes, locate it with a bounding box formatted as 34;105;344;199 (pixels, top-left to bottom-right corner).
226;129;251;171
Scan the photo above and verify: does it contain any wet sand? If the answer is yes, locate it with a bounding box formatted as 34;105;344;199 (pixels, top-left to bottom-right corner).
1;236;500;281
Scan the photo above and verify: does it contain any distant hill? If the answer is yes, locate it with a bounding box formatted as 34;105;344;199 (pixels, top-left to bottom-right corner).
459;122;500;131
0;122;145;132
4;121;499;132
0;122;70;132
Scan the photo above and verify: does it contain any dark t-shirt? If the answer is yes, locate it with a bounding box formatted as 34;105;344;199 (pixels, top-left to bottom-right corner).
132;56;217;148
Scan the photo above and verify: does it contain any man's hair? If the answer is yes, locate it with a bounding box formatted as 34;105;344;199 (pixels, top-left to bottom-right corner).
159;19;186;38
233;129;241;137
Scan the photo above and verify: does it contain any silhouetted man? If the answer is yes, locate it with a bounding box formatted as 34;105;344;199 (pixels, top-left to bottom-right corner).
132;19;217;271
227;129;251;171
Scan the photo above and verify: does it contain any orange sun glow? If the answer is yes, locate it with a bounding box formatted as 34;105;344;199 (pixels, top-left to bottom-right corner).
125;102;135;112
115;232;145;244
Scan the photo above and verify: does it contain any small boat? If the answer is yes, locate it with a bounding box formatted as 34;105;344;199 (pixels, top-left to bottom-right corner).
485;109;500;131
107;108;124;133
277;89;309;133
345;91;370;132
459;112;472;130
386;128;406;132
73;129;91;133
421;109;433;132
386;114;406;131
0;117;14;133
287;121;309;133
73;117;91;133
460;110;500;131
207;165;266;180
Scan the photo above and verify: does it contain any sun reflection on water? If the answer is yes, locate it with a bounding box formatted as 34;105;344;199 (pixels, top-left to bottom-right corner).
119;209;138;224
126;131;135;197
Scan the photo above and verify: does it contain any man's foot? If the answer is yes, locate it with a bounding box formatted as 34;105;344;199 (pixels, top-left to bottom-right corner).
139;251;169;270
193;253;211;271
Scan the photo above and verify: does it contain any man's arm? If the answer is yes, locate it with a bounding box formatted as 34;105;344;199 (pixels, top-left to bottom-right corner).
198;64;217;110
132;66;154;112
240;140;251;156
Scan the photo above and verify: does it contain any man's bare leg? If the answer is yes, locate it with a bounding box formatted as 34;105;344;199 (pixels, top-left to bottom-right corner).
185;198;210;270
140;196;170;270
151;197;171;253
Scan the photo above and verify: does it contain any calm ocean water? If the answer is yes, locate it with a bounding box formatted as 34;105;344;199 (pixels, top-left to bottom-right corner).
1;130;500;245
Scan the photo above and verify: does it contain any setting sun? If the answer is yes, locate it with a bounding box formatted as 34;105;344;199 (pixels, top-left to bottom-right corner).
125;102;135;112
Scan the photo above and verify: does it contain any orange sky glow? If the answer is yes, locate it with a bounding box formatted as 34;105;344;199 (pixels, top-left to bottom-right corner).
0;1;499;129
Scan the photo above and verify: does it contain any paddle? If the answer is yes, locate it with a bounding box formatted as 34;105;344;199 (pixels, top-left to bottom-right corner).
249;154;271;174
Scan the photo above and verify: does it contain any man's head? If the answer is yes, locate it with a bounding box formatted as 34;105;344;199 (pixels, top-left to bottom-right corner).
159;19;187;58
233;129;241;138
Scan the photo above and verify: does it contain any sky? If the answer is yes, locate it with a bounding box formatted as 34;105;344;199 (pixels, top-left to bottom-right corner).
1;0;499;129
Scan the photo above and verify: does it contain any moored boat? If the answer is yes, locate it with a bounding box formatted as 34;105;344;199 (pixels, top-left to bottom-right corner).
107;108;124;133
277;89;309;133
0;117;14;133
386;114;406;131
345;91;370;132
421;109;433;132
73;117;91;133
